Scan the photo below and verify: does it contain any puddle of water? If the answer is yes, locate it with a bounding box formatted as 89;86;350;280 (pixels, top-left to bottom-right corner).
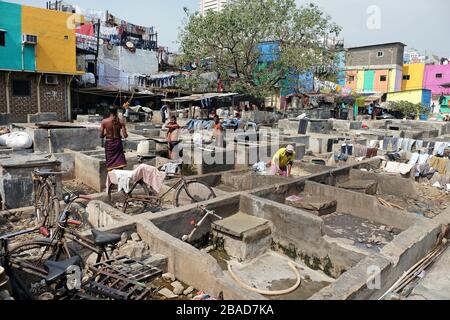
209;249;231;271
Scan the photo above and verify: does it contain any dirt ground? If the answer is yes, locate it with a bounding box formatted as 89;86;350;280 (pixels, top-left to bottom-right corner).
378;186;450;219
63;180;98;195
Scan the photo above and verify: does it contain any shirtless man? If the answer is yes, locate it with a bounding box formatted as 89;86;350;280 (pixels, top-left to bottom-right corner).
100;106;128;171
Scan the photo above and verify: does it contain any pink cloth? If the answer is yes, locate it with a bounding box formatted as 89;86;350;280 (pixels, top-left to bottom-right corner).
106;164;166;194
270;163;288;176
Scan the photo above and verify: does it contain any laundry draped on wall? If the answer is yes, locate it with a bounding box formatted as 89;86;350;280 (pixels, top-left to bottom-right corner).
135;73;181;89
96;45;159;92
106;13;154;35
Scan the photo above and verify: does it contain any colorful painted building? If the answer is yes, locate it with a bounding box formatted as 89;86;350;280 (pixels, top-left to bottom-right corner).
386;89;432;107
423;64;450;95
345;42;406;94
438;95;450;113
401;63;425;91
0;1;81;122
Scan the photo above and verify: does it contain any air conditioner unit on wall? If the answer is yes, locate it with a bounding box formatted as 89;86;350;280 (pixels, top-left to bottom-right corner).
22;34;38;45
45;75;58;85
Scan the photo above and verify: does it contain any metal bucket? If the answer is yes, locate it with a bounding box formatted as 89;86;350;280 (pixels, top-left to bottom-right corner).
0;266;12;296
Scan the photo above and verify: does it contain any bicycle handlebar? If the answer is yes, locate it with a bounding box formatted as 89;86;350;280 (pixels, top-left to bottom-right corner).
0;227;41;241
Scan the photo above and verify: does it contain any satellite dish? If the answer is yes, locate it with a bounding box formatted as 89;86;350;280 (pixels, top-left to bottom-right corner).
126;41;134;49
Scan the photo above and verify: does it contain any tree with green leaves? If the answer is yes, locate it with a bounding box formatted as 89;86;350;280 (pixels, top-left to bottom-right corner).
178;0;341;97
387;101;429;119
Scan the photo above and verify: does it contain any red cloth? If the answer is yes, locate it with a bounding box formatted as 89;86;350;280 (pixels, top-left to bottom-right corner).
76;23;94;37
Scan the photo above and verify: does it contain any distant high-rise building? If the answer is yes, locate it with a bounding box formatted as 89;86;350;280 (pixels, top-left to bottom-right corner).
199;0;233;15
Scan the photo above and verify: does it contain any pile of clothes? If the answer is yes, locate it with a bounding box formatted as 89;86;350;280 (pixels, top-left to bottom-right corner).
0;128;33;150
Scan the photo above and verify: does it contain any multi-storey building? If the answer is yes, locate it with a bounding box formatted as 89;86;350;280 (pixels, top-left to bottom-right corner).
0;1;82;123
199;0;234;15
345;42;406;94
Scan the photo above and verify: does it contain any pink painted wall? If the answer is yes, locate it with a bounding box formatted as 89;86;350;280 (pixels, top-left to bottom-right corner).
423;65;450;95
345;71;357;91
374;70;389;93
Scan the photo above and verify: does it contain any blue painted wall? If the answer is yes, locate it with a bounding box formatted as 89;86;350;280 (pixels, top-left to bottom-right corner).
281;71;314;96
421;89;432;107
0;1;23;70
257;41;280;63
335;51;346;87
257;41;314;95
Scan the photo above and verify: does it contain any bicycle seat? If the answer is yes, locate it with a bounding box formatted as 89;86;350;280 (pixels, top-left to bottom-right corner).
91;229;121;246
44;255;82;284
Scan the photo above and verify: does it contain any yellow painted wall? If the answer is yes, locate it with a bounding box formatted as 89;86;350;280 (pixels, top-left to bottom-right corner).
356;70;365;92
402;64;425;91
388;69;397;92
387;90;422;104
22;6;77;74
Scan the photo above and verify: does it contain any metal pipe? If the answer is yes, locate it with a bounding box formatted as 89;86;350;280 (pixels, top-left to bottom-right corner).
37;73;43;114
67;76;74;121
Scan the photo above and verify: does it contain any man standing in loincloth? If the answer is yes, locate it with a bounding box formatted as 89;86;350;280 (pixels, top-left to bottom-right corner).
166;116;181;160
100;106;128;171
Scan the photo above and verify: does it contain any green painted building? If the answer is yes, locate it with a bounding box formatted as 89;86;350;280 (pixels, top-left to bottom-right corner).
440;96;450;114
0;1;35;71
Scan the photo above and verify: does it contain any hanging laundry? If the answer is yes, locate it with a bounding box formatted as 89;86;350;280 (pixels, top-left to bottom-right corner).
418;153;430;165
76;23;95;37
366;148;378;158
429;157;448;175
392;137;399;152
354;144;367;158
408;153;420;166
416;140;424;150
341;144;353;156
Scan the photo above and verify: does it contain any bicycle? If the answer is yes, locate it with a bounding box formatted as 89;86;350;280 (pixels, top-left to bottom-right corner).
1;193;122;299
32;169;63;228
0;227;84;300
108;162;217;213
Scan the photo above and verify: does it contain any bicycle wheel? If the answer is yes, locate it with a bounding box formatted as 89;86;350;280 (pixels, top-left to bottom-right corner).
7;240;70;299
34;181;60;228
34;182;49;227
108;180;152;213
175;181;216;207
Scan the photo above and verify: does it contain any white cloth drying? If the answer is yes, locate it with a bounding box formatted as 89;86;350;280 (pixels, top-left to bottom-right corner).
113;170;134;194
384;162;414;175
408;153;420;165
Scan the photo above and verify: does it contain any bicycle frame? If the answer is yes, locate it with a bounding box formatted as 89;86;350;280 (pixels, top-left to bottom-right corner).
45;197;108;263
158;174;188;201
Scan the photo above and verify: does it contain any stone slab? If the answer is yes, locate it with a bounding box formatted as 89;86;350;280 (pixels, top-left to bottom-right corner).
213;213;270;239
337;179;378;195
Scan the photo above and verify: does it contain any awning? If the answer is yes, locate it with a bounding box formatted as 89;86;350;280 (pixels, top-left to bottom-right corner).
74;87;160;98
440;82;450;89
162;92;239;103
